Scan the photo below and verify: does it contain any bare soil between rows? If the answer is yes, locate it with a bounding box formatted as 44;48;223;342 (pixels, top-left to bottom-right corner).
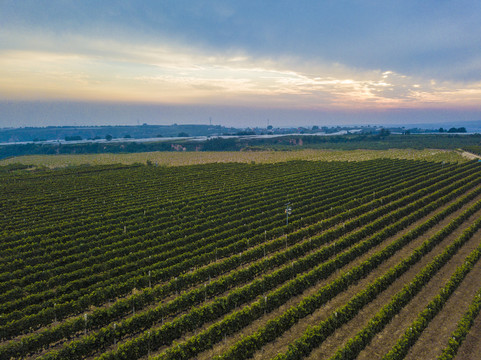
284;195;481;360
355;216;481;360
454;304;481;360
192;190;481;359
14;185;481;360
403;243;481;360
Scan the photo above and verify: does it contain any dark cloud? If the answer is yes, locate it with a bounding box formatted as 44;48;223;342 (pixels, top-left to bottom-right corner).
1;1;481;127
2;1;481;81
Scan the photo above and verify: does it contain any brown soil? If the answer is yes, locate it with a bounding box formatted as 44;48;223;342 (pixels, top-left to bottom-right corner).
93;178;436;359
402;247;481;360
194;191;481;360
288;200;481;360
454;306;481;360
81;204;378;359
349;209;481;360
39;213;361;359
19;187;481;360
460;151;481;160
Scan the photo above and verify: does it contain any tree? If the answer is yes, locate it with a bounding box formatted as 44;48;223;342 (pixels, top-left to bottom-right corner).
447;127;467;133
105;134;113;141
379;128;391;137
202;138;237;151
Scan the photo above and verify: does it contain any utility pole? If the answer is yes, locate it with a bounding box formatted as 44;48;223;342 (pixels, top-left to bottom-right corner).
285;202;292;226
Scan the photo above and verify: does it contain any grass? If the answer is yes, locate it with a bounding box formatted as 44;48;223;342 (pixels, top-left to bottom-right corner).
0;149;467;168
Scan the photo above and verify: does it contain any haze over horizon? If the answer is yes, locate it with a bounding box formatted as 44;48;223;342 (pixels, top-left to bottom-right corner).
1;1;481;128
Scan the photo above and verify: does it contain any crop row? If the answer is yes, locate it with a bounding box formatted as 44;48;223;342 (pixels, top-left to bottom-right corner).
436;286;481;360
67;174;481;360
0;159;405;267
328;217;481;360
271;198;481;360
0;161;415;321
0;161;322;242
30;177;477;360
0;159;477;360
0;160;447;333
0;161;337;253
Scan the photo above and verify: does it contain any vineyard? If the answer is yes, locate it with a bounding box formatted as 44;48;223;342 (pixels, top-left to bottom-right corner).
1;158;481;359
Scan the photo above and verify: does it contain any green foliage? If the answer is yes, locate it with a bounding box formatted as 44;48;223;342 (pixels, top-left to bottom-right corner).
1;133;481;160
463;145;481;156
64;135;82;141
448;127;467;133
202;137;238;151
0;163;33;173
1;160;481;359
437;289;481;360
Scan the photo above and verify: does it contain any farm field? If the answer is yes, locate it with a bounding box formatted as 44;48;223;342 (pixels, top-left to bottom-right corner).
2;158;481;359
0;148;467;168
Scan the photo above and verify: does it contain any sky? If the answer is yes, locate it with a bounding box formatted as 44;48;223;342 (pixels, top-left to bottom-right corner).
1;0;481;128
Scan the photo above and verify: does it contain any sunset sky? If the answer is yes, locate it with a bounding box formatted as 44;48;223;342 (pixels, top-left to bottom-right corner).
1;1;481;127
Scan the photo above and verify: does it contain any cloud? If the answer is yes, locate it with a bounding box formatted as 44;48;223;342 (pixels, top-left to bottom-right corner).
1;22;481;113
2;1;481;129
3;1;481;82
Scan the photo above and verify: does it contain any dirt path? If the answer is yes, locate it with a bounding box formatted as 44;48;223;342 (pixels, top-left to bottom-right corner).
458;149;481;160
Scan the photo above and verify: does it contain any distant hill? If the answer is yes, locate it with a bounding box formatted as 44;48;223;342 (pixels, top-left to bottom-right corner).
0;124;228;143
397;120;481;133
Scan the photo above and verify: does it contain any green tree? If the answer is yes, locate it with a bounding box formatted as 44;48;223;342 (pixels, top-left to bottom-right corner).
379;128;390;137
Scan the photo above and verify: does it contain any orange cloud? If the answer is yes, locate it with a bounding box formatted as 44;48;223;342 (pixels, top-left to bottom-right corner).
1;41;481;112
